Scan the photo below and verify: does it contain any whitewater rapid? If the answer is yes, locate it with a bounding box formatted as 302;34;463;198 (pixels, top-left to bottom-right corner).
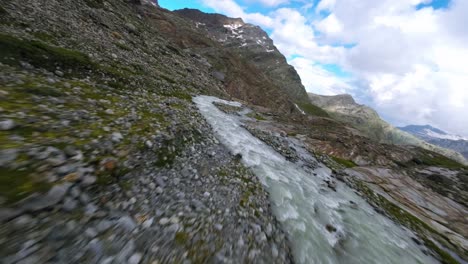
194;95;437;264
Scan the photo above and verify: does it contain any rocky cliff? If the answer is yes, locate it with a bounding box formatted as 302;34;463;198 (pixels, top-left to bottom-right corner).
174;8;310;104
308;93;468;165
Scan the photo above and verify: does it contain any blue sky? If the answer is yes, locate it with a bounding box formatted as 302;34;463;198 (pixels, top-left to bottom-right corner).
157;0;468;137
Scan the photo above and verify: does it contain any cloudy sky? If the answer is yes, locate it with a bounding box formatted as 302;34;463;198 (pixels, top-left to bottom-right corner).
159;0;468;137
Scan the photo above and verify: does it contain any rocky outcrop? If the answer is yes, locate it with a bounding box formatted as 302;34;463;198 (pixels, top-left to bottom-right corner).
175;8;309;104
308;93;468;165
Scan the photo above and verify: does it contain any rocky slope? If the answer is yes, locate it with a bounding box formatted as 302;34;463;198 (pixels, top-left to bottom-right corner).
0;1;293;263
400;125;468;160
308;92;468;165
174;8;310;104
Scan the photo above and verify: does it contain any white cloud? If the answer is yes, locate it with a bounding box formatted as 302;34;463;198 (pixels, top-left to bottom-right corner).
201;0;468;136
317;0;468;136
291;57;352;95
246;0;290;7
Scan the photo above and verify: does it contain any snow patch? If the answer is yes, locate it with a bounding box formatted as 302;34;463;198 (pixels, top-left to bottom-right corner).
424;129;468;141
294;103;306;115
223;24;243;30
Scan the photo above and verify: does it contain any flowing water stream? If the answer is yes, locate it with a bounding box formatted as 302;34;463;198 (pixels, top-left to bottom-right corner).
194;95;438;264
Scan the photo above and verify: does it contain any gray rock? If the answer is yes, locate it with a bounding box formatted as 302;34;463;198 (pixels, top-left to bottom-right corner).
212;71;225;81
155;187;163;194
101;257;114;264
85;227;98;238
125;23;138;33
105;109;115;115
158;217;170;225
85;203;98;215
55;70;64;77
0;208;22;223
70;186;81;198
23;183;72;211
62;197;78;212
142;217;154;228
128;253;142;264
118;216;137;232
81;175;97;186
96;220;113;234
115;240;135;263
0;148;18;166
79;193;91;204
112;132;123;142
0;119;15;130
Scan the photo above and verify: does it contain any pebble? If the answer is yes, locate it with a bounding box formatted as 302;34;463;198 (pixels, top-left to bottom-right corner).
62;197;78;212
23;183;72;211
81;175;97;186
0;119;15;130
55;70;64;77
142;217;154;228
118;216;137;232
96;220;113;234
128;253;142;264
112;132;123;142
105;109;115;115
155;187;163;194
158;217;170;225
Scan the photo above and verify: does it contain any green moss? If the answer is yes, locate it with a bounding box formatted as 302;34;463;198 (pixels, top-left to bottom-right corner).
22;85;63;97
0;34;94;76
161;91;192;101
297;102;330;117
160;74;177;84
115;42;131;51
84;0;104;8
175;231;190;245
33;32;57;44
331;156;357;168
247;112;266;121
119;180;133;191
416;153;466;170
0;5;7;15
0;167;51;204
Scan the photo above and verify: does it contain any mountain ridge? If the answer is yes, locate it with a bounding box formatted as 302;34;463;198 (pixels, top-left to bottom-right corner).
308;92;468;165
399;125;468;160
174;8;310;104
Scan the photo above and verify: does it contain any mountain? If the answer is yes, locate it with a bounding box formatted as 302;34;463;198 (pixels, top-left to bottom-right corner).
308;93;468;165
399;125;468;159
174;8;309;104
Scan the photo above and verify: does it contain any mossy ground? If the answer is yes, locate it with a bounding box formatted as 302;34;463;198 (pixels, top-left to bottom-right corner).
296;102;330;117
246;112;266;121
331;156;357;168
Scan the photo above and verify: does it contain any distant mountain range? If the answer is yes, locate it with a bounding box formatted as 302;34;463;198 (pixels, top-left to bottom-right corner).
307;93;468;165
398;125;468;160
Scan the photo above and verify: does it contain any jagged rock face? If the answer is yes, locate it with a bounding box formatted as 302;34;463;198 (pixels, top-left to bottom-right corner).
143;7;298;113
175;8;309;104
